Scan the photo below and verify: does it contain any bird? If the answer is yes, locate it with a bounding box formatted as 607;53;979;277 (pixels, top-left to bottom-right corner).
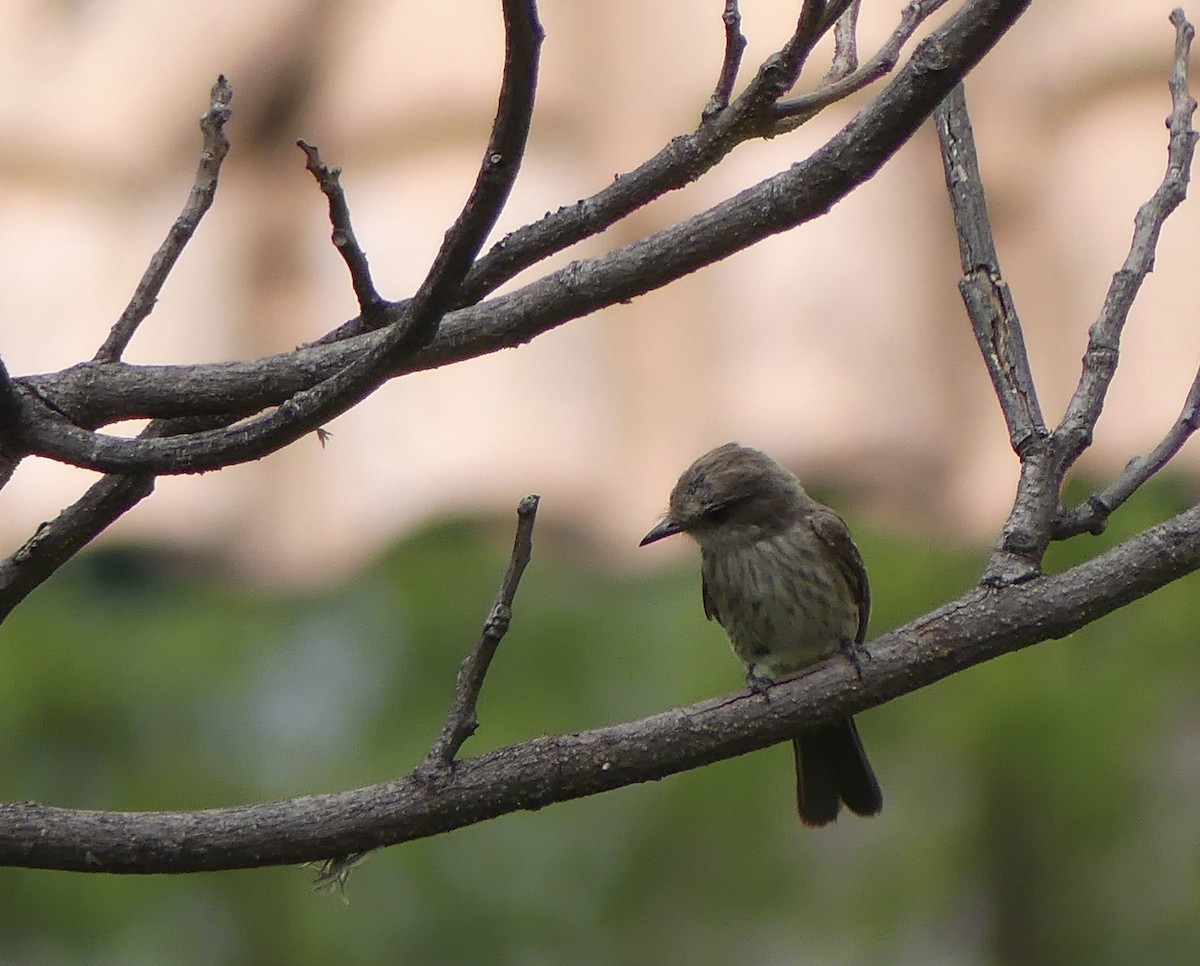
639;442;882;826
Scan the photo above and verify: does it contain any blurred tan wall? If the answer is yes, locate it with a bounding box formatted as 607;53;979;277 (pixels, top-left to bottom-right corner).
0;0;1196;581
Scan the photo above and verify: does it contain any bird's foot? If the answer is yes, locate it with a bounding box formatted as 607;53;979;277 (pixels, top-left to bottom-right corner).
744;666;776;699
840;638;871;681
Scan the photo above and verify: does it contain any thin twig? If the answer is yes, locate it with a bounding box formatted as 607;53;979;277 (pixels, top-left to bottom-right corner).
825;0;863;82
703;0;748;121
934;82;1046;453
774;0;952;125
93;77;233;363
1058;9;1197;459
297;140;383;315
426;494;540;766
1057;364;1200;538
749;0;854;119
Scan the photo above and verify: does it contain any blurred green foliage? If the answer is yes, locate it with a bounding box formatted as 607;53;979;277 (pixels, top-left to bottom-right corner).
1;479;1198;965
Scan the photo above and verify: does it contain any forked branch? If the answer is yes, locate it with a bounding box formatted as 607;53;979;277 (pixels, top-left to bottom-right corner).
934;9;1198;583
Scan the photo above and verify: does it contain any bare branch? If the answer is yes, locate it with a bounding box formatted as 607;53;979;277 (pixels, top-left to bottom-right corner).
93;77;233;364
12;0;544;477
0;353;23;491
3;500;1199;873
0;414;238;622
6;0;1197;883
0;352;19;435
824;0;863;83
11;0;1035;474
778;0;856;88
773;0;953;126
311;494;538;891
1051;9;1198;540
297;139;383;315
426;494;540;766
933;10;1198;586
0;473;155;621
393;0;544;357
318;1;948;334
1058;9;1198;462
1057;364;1200;538
703;0;747;121
429;0;871;313
728;0;857;138
934;82;1046;453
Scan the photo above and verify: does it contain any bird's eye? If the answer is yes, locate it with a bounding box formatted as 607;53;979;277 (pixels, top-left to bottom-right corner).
703;502;734;524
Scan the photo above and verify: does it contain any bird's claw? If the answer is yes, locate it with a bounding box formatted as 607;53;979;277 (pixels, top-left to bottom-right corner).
745;666;776;699
840;638;871;681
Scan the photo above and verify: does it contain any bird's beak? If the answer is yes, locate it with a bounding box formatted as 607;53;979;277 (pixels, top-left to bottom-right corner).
639;518;685;547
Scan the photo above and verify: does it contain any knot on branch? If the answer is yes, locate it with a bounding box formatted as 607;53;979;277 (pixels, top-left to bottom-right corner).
1082;495;1112;535
483;603;512;640
912;37;950;73
980;553;1042;588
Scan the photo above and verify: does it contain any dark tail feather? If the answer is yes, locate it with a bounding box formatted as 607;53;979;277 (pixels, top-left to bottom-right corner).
793;717;883;827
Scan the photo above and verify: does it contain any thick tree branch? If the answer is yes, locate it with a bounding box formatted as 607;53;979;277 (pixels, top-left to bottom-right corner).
2;500;1198;874
935;82;1046;453
10;0;544;477
0;353;19;435
93;77;233;364
0;474;154;619
0;415;241;622
0;0;542;622
10;0;1033;474
0;353;24;490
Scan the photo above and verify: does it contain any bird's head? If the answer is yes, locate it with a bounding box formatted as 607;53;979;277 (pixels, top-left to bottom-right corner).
640;442;807;550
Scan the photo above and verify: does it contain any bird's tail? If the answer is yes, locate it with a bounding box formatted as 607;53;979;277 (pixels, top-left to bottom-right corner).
793;717;882;826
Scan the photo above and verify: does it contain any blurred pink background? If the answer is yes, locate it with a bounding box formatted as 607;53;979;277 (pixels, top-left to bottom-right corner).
0;0;1196;582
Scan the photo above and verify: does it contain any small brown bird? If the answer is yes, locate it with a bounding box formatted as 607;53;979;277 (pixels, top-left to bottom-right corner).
640;442;882;826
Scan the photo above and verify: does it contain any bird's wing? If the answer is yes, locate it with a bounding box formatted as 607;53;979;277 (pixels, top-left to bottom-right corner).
701;572;720;623
809;507;871;643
